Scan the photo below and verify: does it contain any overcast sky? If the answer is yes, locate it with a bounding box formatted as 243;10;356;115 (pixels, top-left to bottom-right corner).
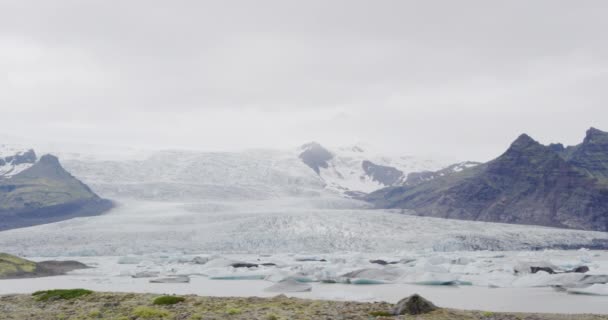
1;1;607;161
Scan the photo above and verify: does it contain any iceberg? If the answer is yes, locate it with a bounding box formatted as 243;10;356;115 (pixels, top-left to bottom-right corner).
264;278;312;293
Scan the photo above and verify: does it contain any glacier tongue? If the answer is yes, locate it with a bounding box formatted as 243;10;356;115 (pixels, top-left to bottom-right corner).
0;199;607;257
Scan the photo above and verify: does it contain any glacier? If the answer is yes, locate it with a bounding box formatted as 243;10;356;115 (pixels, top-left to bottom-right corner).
1;142;607;313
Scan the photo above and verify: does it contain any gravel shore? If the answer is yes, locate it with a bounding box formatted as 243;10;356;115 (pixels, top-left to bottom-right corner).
1;291;606;320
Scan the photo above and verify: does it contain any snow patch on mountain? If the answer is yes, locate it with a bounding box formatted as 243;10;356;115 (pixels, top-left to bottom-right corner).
0;145;37;178
299;143;452;194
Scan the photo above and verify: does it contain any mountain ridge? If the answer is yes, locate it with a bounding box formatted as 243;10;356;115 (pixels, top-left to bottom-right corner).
0;149;113;231
366;128;608;231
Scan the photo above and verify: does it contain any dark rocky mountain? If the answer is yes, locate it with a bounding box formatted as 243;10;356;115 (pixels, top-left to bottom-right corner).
361;160;404;186
403;161;481;187
0;151;113;231
298;142;333;174
0;149;37;167
366;128;608;231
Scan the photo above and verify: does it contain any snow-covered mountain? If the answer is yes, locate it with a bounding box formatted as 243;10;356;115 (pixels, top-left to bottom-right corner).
298;142;453;195
3;140;472;201
0;146;37;178
60;149;328;201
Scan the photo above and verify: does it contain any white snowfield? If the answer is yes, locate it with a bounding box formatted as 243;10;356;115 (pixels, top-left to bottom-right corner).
58;144;455;199
61;149;328;201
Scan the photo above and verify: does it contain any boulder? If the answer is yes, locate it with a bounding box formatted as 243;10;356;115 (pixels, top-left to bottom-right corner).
392;294;438;315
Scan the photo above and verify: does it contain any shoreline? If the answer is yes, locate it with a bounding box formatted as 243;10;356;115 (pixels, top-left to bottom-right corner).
2;291;608;320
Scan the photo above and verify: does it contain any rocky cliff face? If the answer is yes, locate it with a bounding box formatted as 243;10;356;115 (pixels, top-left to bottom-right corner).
562;127;608;180
366;129;608;231
0;151;112;231
298;142;334;174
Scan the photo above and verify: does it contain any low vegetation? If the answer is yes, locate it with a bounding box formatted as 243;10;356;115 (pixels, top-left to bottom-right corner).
0;253;37;278
0;290;606;320
32;289;93;301
132;306;171;318
152;295;186;305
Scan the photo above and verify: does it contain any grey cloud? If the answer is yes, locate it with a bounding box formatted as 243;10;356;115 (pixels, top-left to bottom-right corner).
0;0;607;160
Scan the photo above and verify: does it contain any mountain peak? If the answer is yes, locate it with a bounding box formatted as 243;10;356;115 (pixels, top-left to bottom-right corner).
298;142;333;174
584;127;608;144
39;154;60;165
509;133;539;151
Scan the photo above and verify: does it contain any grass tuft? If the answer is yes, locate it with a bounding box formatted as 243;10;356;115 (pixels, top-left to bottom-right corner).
132;306;171;318
152;295;185;305
227;307;242;315
32;289;93;301
369;310;393;317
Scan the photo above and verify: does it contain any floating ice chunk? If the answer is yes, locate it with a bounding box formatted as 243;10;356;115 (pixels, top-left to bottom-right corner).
580;274;608;285
402;272;471;286
209;274;266;280
192;256;210;265
513;261;558;274
427;256;449;265
452;257;474;265
132;271;160;278
264;278;312;293
295;256;327;262
341;267;403;283
149;276;190;283
568;284;608;296
349;278;391;285
264;270;293;283
203;257;240;268
117;256;144;265
512;272;586;288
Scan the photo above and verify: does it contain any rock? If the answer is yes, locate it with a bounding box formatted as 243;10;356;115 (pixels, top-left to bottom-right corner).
392;294;438;315
231;262;258;268
264;278;312;293
568;266;590;273
298;142;333;174
149;276;190;283
369;259;398;266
